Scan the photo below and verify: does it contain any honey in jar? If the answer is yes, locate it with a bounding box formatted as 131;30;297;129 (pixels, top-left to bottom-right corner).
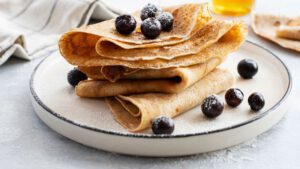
212;0;255;16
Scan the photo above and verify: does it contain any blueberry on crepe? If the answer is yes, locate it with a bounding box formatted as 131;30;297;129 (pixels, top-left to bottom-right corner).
141;18;162;39
140;3;162;21
157;12;174;31
115;14;136;35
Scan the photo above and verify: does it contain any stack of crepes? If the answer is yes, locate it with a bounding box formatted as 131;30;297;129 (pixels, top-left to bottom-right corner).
59;3;247;132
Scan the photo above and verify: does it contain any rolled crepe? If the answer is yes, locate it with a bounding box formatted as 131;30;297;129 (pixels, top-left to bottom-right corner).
275;16;300;40
106;68;235;132
252;13;300;52
276;25;300;40
76;57;223;97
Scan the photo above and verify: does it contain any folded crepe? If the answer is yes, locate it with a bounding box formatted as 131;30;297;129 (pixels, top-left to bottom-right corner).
106;68;235;132
59;3;212;67
76;57;223;97
60;21;246;70
252;13;300;52
60;19;246;69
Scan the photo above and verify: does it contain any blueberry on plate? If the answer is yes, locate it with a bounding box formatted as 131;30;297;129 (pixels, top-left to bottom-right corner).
115;14;136;35
140;3;162;21
141;18;162;39
225;88;244;107
201;95;224;118
237;59;258;79
67;68;87;87
152;116;175;134
248;92;265;111
157;12;174;31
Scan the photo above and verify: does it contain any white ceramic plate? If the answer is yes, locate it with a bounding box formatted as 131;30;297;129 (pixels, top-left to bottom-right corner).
30;41;292;157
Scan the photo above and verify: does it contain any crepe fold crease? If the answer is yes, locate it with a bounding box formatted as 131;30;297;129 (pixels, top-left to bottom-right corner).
106;69;235;132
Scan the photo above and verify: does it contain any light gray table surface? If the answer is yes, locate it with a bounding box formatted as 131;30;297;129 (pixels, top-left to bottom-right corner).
1;0;300;168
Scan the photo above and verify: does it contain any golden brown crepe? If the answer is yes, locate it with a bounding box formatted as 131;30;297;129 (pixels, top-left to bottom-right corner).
59;3;211;67
106;69;235;132
66;21;246;69
252;13;300;52
59;2;246;69
76;57;223;97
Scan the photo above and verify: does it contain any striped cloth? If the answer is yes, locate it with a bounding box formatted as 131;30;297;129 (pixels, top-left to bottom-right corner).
0;0;120;65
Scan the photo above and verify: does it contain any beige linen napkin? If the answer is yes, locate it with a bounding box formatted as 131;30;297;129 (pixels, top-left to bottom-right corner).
0;0;120;65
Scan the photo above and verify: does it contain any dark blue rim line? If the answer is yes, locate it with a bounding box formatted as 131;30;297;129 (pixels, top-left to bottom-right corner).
29;40;292;139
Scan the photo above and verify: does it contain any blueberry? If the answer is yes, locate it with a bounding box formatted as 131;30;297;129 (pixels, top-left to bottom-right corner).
225;88;244;107
248;92;265;111
201;95;224;118
67;68;87;87
152;116;174;134
115;14;136;35
140;3;162;21
157;12;174;31
237;59;258;79
141;18;161;39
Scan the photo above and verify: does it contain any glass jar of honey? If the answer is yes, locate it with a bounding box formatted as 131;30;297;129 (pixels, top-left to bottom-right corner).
212;0;255;16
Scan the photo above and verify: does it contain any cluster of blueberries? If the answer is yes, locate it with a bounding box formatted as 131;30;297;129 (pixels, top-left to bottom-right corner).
115;4;174;39
152;58;264;135
201;58;264;119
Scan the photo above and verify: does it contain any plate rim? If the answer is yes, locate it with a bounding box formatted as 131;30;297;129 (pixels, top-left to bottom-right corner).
29;40;293;139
